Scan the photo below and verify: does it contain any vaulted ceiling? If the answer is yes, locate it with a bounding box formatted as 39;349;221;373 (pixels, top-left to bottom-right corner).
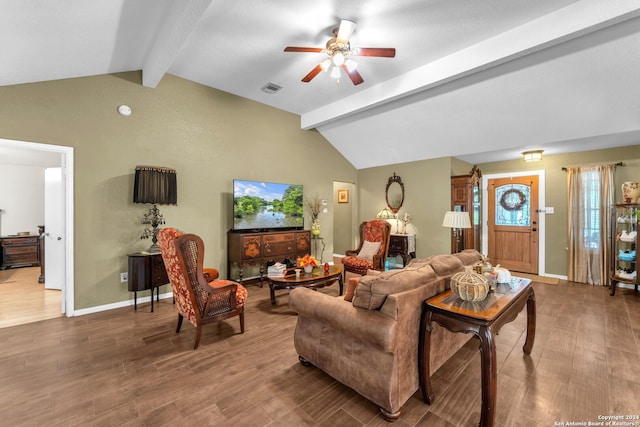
1;1;639;169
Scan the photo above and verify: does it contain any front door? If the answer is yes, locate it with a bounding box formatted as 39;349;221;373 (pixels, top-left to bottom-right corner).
487;176;539;273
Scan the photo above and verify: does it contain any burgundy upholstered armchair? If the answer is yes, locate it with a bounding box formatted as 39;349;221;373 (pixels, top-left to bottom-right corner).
158;228;247;349
341;219;391;280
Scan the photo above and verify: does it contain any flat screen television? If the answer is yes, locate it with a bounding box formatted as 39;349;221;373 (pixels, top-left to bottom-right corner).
233;179;304;231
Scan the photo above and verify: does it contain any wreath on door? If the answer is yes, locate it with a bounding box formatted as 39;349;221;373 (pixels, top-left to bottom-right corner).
499;188;526;211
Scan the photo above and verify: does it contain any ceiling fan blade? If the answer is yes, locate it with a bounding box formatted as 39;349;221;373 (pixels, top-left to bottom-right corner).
302;64;324;82
353;47;396;58
336;20;356;44
284;47;324;53
342;64;364;85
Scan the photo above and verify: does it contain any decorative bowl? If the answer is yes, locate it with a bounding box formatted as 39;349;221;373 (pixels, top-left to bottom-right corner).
451;268;489;302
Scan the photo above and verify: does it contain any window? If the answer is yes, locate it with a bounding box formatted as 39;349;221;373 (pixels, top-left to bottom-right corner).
495;184;530;226
581;169;601;249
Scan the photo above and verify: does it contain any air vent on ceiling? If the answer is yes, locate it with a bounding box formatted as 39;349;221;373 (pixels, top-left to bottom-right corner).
261;82;283;94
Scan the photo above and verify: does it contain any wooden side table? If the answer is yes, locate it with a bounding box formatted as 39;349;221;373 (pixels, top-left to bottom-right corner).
128;252;169;312
418;278;535;427
388;233;416;267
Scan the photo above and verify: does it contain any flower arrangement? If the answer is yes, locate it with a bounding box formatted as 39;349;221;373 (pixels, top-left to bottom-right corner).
305;193;323;220
297;254;319;268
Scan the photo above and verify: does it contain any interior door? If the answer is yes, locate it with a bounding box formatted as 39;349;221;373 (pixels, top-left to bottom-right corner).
488;176;539;273
44;167;64;293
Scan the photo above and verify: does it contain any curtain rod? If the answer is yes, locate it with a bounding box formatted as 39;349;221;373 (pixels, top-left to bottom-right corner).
562;161;623;172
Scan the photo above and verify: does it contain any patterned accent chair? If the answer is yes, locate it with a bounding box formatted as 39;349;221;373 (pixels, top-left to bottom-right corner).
342;219;392;281
158;228;247;349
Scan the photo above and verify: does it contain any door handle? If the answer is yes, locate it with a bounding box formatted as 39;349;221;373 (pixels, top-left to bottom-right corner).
532;228;537;232
57;237;62;241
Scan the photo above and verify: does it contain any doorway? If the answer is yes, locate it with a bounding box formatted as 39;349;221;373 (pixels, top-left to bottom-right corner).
0;138;74;318
333;181;357;256
482;170;546;275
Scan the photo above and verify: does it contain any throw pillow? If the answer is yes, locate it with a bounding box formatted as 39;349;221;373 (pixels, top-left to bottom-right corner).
344;277;359;302
351;264;437;310
357;240;381;260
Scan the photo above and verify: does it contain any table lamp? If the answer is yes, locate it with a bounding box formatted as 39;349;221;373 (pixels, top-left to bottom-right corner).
133;166;177;253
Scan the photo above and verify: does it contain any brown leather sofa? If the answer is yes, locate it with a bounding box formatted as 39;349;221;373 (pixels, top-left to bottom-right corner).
288;249;481;422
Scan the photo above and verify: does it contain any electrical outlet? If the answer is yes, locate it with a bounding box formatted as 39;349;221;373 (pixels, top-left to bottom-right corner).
120;272;128;283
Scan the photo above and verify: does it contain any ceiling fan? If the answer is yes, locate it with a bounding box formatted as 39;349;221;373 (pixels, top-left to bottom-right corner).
284;19;396;85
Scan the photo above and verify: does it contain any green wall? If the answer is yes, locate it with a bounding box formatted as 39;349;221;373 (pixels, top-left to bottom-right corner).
0;72;357;310
479;146;640;276
354;146;640;277
357;158;454;258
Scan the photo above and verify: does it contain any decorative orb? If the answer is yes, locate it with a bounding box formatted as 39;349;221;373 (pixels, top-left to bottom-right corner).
451;269;489;302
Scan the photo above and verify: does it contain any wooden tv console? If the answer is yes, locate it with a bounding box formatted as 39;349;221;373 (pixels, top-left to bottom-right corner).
227;229;311;284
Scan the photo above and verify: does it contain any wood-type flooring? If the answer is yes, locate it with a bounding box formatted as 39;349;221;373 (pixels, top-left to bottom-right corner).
0;270;639;426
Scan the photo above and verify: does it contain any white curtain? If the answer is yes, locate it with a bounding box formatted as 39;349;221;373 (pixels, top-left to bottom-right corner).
567;164;615;285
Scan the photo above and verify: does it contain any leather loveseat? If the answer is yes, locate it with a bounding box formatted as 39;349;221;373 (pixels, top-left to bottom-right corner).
288;249;481;422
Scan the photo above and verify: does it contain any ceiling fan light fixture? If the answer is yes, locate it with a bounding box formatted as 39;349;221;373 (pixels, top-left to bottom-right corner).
320;58;331;71
345;58;357;72
284;19;395;85
332;51;345;66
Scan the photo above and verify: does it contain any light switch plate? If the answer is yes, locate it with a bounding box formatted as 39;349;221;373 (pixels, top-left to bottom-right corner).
546;207;554;214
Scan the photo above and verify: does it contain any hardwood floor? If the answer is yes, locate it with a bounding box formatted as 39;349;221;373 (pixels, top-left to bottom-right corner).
0;267;61;328
0;277;638;426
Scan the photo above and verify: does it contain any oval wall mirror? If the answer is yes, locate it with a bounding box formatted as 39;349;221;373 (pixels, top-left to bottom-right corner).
385;173;404;213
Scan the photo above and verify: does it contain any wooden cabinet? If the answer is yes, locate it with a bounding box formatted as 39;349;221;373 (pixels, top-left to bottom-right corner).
388;234;416;267
128;253;170;312
610;204;639;296
450;165;481;253
227;230;311;284
0;235;40;269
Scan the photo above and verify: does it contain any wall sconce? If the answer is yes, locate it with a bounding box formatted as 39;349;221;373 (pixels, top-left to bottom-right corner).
522;150;543;162
133;166;177;253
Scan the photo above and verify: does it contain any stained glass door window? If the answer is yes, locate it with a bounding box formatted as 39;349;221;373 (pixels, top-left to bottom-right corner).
495;184;530;226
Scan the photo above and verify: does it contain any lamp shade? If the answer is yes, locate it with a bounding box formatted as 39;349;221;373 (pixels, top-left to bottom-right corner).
376;207;396;219
442;211;471;229
133;166;177;205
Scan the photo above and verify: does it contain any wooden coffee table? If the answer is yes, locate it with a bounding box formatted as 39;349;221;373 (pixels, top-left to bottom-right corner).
418;277;535;427
267;265;343;305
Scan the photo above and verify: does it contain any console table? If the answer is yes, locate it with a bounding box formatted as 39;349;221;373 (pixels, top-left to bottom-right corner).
419;277;535;427
127;252;169;312
227;229;311;284
388;233;416;267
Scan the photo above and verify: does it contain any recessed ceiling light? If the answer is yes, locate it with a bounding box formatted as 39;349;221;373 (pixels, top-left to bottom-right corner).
117;105;132;116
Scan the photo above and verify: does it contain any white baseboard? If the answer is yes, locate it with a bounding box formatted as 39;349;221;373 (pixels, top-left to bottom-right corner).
73;292;174;316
